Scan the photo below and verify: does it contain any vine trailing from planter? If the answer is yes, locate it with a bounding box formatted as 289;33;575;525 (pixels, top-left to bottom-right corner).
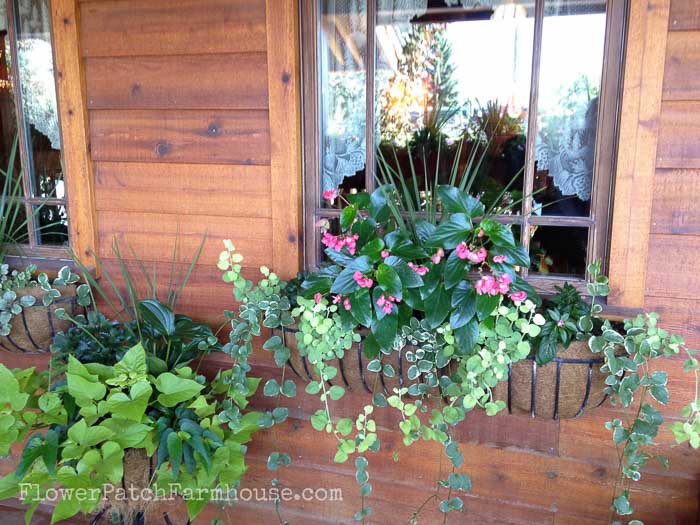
222;187;699;524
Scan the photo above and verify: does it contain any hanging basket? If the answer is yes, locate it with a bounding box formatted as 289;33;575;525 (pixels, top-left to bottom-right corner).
0;285;79;353
503;340;608;419
278;327;607;420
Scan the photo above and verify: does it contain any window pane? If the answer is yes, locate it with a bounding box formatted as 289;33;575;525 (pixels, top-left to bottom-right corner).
13;0;64;199
33;203;68;246
0;29;20;187
529;225;587;277
533;0;607;217
319;0;368;207
375;2;533;211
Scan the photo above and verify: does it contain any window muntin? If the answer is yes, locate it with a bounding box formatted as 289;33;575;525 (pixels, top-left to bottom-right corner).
302;0;625;288
0;0;68;253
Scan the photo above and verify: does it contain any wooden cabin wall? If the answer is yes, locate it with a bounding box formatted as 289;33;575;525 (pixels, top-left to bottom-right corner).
4;0;700;523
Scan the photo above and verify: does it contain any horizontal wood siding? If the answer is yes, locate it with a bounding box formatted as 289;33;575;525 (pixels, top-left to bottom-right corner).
4;1;694;524
78;0;274;328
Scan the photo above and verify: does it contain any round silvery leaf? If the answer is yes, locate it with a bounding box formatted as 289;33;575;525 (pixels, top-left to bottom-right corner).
10;304;21;315
19;295;36;307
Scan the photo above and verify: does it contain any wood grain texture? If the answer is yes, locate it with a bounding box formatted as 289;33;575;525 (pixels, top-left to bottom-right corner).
89;110;271;165
50;0;98;266
85;53;269;110
96;211;272;267
266;0;302;278
608;0;671;307
651;169;700;234
94;161;271;219
669;0;700;31
646;233;700;300
663;30;700;100
79;0;267;57
657;101;700;168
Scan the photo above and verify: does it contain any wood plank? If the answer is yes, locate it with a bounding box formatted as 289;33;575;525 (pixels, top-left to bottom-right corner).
663;30;700;100
89;109;270;165
651;169;700;234
50;0;98;267
79;0;266;57
266;0;302;278
85;53;269;110
93;161;271;194
608;0;671;307
93;161;272;230
669;0;700;31
96;210;273;268
646;233;700;299
644;295;700;347
657;101;700;168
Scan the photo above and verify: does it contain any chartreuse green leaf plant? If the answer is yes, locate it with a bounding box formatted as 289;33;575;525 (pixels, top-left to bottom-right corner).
0;343;261;524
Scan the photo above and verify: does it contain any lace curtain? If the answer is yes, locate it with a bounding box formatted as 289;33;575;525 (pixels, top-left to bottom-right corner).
0;0;61;150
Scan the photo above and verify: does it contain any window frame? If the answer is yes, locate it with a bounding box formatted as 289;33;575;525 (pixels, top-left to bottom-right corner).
301;0;629;293
3;0;70;258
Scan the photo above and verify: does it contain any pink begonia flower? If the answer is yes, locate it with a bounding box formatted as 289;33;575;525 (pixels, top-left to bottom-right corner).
508;291;527;303
407;262;429;276
343;298;352;311
314;293;322;304
333;294;342;304
321;232;359;255
381;250;390;259
456;243;487;263
353;271;374;288
476;273;512;296
477;229;485;238
493;255;507;264
323;188;338;200
376;294;398;315
557;319;565;327
431;248;444;265
496;273;512;294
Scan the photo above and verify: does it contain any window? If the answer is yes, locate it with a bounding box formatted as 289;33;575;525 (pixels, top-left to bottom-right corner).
301;0;627;290
0;0;68;257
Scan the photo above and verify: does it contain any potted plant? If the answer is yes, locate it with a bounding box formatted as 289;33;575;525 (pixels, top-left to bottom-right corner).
506;266;612;419
0;239;265;523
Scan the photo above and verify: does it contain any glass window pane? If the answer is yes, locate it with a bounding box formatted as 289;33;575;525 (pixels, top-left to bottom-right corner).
13;0;64;199
533;0;607;217
33;203;68;246
529;225;587;277
374;1;533;211
319;0;368;207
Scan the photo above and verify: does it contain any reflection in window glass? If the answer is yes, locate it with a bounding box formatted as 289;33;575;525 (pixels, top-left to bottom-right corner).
374;3;533;210
1;0;68;248
534;0;607;217
529;226;588;277
319;0;368;205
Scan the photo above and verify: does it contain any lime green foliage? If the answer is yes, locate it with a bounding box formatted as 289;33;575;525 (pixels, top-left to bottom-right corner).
0;344;261;523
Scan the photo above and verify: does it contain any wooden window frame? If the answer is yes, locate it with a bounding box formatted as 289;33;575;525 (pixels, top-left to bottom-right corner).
301;0;629;294
2;0;98;270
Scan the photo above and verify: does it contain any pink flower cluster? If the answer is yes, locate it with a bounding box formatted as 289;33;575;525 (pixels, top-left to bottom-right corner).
493;255;508;264
353;271;374;288
408;262;429;276
509;291;527;303
381;250;390;259
456;242;487;263
431;248;444;264
376;294;400;315
323;188;338;201
322;232;359;255
475;273;512;296
333;294;351;311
